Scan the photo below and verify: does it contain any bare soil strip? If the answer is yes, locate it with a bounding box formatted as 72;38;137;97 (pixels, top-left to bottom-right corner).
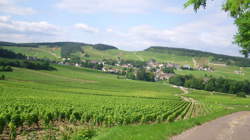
171;111;250;140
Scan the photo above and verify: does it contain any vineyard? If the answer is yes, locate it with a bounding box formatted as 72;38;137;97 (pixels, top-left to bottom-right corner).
0;64;218;139
0;93;211;139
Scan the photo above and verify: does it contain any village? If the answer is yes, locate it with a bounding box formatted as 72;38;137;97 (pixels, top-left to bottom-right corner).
57;57;215;82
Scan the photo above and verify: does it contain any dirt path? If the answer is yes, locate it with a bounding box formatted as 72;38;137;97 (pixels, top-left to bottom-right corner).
134;52;144;61
172;85;197;103
192;58;197;68
171;111;250;140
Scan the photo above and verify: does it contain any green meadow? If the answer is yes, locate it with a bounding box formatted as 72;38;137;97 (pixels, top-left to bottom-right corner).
1;64;250;139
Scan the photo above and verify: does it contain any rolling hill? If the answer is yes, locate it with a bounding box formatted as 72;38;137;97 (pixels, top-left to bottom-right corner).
1;41;250;67
1;41;250;139
1;41;250;82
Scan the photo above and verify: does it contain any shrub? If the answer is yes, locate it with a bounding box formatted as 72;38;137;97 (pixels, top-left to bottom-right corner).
0;115;6;134
0;75;5;80
71;129;96;140
0;66;13;72
236;92;247;98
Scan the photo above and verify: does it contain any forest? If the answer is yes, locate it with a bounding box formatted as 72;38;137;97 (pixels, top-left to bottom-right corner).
169;75;250;96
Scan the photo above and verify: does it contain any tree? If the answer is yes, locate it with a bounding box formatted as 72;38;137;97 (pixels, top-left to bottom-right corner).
145;72;155;82
163;67;175;73
204;78;216;91
184;0;249;17
235;11;250;57
169;75;185;86
237;92;247;98
184;0;250;57
0;75;5;80
184;78;204;89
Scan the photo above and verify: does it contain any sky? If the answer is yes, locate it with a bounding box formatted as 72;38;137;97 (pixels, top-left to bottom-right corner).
0;0;243;56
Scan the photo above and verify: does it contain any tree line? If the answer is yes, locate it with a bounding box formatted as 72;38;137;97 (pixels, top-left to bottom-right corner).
169;75;250;96
124;68;155;82
147;47;250;67
0;48;55;70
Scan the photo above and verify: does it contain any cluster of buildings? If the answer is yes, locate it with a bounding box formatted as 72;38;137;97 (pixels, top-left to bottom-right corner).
58;58;215;81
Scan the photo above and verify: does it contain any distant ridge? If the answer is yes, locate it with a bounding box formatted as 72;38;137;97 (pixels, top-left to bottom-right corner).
145;46;242;58
1;41;250;67
0;41;118;57
0;41;118;50
145;46;250;67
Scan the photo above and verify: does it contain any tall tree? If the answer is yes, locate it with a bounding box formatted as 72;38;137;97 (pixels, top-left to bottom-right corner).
184;0;250;57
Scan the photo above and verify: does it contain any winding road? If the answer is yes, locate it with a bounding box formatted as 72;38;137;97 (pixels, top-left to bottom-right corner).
171;111;250;140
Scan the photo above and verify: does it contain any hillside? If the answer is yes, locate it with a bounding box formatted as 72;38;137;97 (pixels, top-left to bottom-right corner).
1;63;250;139
0;41;118;60
1;41;250;67
146;46;250;67
1;46;250;139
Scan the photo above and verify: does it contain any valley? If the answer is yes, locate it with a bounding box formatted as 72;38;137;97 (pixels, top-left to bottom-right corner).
0;42;250;140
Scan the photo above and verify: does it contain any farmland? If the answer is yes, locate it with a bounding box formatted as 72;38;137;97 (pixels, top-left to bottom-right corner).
0;65;210;139
1;43;250;139
0;64;250;139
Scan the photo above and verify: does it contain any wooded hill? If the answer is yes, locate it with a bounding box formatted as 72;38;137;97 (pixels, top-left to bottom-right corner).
1;41;250;67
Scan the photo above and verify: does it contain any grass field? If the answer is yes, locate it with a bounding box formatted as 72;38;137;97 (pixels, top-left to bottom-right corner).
1;44;250;139
79;46;194;65
1;64;250;139
175;64;250;81
1;46;61;60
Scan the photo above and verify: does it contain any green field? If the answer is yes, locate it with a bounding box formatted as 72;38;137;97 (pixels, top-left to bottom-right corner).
1;64;250;139
175;65;250;81
1;43;250;139
1;46;61;60
79;47;194;65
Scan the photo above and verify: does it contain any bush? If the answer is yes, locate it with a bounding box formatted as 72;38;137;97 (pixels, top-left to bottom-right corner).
236;92;247;98
71;129;96;140
169;75;185;86
0;75;5;80
0;66;13;72
169;75;250;95
0;115;6;134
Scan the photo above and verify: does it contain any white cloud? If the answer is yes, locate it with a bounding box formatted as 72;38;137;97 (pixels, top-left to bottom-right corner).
0;0;35;15
163;6;193;14
75;23;99;33
56;0;163;13
0;16;63;42
102;12;240;56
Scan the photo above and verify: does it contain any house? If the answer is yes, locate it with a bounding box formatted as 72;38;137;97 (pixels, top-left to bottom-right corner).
198;65;213;72
155;72;175;81
102;67;107;72
75;63;80;67
90;60;98;64
167;63;180;69
234;70;244;75
182;65;192;70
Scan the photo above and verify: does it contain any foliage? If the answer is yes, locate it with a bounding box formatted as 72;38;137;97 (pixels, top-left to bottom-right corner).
71;129;97;140
92;44;118;50
184;0;250;57
0;58;56;70
136;68;155;82
169;75;186;86
184;0;249;17
236;92;247;98
235;11;250;57
170;75;250;95
0;75;5;80
81;60;104;70
0;48;26;59
0;66;13;72
163;67;175;74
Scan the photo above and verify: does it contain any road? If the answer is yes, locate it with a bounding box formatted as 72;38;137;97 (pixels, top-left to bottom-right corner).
171;111;250;140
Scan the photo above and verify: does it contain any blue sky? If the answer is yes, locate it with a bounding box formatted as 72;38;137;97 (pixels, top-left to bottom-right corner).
0;0;242;56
